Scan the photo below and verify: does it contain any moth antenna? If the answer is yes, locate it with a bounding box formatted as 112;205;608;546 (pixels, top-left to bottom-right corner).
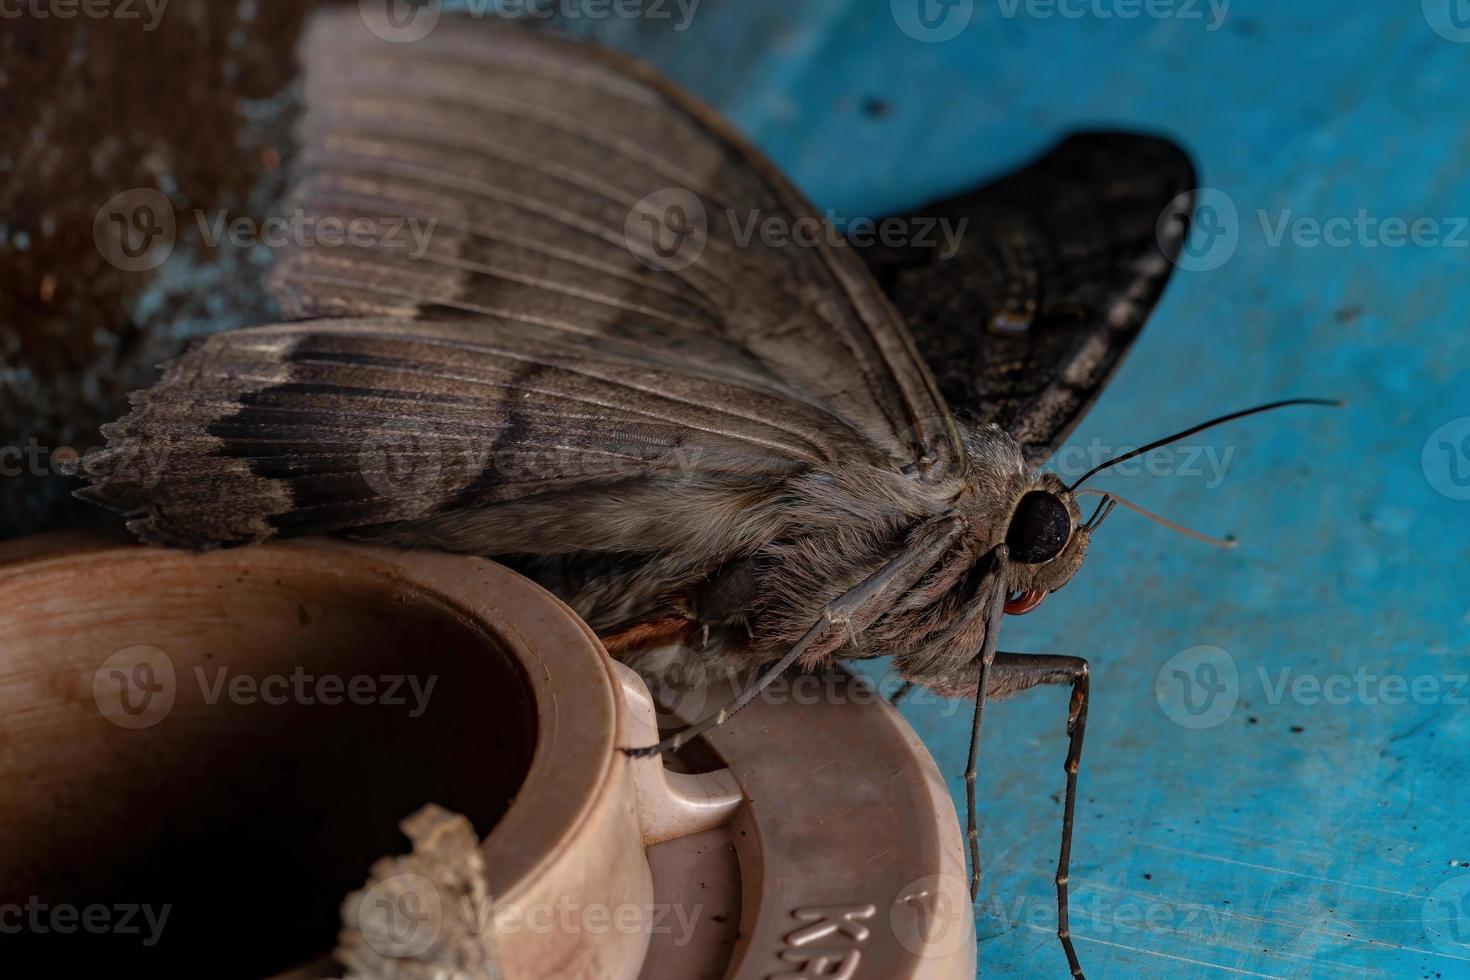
1065;397;1344;491
1075;488;1237;548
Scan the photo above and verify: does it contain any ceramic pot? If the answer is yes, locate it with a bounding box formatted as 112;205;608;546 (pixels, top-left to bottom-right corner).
0;532;975;978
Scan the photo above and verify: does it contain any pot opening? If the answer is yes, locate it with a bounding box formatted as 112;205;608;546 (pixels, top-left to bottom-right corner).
0;556;537;977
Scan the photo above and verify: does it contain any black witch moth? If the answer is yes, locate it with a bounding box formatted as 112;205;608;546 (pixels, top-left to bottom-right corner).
81;12;1206;977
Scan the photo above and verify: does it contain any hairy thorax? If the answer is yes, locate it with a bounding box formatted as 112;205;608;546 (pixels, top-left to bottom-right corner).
693;424;1090;680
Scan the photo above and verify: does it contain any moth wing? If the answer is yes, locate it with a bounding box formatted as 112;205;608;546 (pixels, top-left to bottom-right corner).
267;10;962;474
80;317;878;549
858;132;1197;465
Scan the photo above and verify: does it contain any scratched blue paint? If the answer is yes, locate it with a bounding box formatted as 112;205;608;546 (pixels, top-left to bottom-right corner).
545;2;1470;976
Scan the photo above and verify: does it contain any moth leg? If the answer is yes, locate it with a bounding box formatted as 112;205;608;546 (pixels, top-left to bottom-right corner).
624;517;967;758
986;652;1091;980
962;580;1009;903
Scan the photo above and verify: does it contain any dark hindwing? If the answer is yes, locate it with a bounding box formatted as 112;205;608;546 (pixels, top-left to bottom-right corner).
80;11;965;550
858;132;1197;465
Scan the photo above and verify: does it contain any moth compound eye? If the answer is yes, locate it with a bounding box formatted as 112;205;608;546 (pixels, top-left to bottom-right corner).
1005;490;1072;564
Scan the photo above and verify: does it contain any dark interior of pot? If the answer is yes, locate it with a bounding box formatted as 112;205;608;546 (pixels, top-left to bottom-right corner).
0;550;538;977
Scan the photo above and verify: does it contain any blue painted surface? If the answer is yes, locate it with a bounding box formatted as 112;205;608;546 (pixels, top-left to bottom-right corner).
538;2;1470;976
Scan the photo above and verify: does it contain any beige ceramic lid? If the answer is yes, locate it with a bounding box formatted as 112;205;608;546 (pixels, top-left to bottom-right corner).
623;654;977;980
0;533;975;978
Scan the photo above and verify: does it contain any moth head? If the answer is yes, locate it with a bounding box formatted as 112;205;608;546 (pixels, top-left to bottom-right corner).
998;471;1090;616
990;399;1345;614
957;424;1091;616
